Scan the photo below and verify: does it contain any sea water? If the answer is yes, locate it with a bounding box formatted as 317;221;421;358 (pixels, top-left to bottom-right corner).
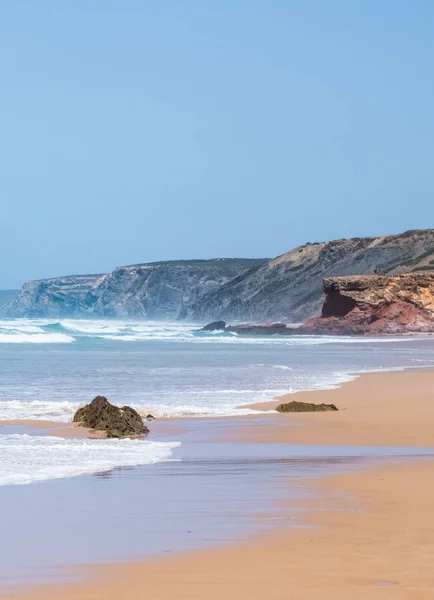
1;318;434;486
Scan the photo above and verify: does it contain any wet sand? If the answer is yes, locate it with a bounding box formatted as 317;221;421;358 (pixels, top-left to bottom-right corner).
3;369;434;599
3;418;413;591
6;459;434;600
0;420;105;439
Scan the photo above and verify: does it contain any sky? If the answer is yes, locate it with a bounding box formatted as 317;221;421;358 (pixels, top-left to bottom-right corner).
1;1;434;289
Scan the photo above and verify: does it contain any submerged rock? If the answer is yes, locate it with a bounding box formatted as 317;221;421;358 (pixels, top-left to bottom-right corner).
226;323;291;335
201;320;227;331
73;396;149;438
276;400;338;413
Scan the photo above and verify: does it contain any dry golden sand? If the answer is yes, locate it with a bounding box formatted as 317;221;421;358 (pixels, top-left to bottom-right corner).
4;370;434;600
243;369;434;447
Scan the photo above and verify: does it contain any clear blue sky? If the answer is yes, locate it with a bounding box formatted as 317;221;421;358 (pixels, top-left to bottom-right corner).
1;1;434;288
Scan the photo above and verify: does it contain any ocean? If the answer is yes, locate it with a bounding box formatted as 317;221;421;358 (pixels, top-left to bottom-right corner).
1;318;434;487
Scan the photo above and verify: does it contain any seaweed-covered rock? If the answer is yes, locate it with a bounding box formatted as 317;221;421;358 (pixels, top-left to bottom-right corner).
276;400;338;413
73;396;149;438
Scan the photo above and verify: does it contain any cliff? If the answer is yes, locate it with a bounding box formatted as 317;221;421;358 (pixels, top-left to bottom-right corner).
189;229;434;322
207;272;434;336
80;259;267;319
8;229;434;322
301;273;434;334
8;259;267;319
6;274;104;318
0;290;19;317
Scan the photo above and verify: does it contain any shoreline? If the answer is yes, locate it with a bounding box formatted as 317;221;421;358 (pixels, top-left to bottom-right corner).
241;368;434;447
6;460;434;599
2;369;434;598
2;367;434;445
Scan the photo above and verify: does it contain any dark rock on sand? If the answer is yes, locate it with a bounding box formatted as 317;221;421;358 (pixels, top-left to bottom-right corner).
145;414;155;420
73;396;149;438
276;400;338;413
201;320;227;331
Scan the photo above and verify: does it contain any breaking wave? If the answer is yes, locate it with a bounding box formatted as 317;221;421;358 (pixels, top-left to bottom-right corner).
0;400;78;422
0;434;180;486
0;333;75;344
0;319;421;345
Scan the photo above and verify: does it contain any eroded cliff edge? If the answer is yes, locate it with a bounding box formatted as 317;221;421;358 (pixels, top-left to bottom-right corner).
189;229;434;323
302;272;434;334
220;272;434;335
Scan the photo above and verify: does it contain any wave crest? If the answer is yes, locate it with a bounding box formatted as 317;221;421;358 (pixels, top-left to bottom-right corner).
0;333;74;344
0;318;421;345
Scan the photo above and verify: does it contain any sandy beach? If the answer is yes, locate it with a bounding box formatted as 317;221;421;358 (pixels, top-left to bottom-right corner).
3;1;434;597
244;369;434;447
0;420;105;439
6;460;434;600
3;369;434;599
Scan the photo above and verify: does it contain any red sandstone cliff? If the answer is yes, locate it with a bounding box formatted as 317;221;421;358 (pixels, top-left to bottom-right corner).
301;273;434;335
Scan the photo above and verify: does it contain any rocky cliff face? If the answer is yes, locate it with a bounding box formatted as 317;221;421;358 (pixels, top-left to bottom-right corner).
189;229;434;322
80;259;267;319
208;272;434;336
301;273;434;334
8;230;434;322
7;275;104;318
8;259;266;319
0;290;18;317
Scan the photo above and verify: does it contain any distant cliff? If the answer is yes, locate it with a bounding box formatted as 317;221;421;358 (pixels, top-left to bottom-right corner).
7;275;104;318
301;273;434;334
79;259;267;319
0;290;18;317
189;229;434;322
206;272;434;336
8;259;267;319
8;229;434;322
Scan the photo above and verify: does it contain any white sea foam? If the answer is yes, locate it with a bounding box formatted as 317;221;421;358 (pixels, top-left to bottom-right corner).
0;367;426;421
0;400;78;422
0;333;75;344
0;318;424;345
60;320;128;335
0;319;433;424
410;358;434;363
257;364;293;370
1;317;433;492
0;434;180;486
0;320;75;344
